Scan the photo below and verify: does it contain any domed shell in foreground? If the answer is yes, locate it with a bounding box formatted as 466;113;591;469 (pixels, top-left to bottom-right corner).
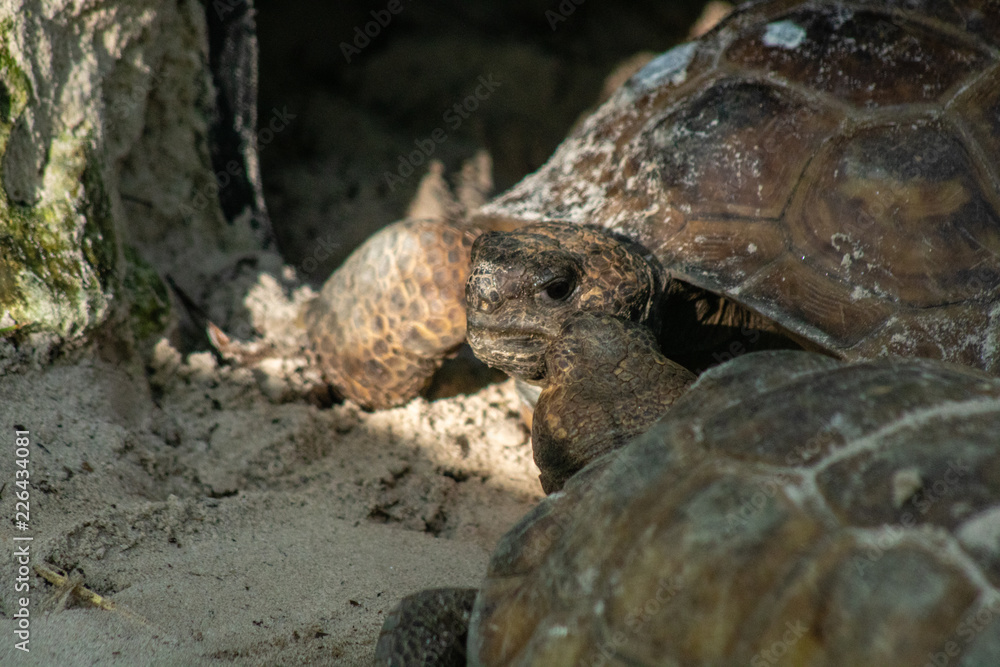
469;351;1000;666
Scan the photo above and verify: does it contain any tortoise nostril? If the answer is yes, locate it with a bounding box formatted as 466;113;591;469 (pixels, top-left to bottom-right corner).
467;287;502;313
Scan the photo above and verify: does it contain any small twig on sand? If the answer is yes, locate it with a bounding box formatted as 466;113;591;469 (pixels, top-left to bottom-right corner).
34;563;116;611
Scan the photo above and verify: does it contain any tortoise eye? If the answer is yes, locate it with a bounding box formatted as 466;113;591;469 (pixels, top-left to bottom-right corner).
542;278;574;302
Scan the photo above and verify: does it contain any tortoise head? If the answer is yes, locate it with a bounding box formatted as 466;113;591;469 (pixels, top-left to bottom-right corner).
465;222;661;383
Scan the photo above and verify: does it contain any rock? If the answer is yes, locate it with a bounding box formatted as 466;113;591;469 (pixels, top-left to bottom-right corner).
0;0;271;366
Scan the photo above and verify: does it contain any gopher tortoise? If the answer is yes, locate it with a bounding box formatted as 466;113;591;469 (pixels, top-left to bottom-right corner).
376;346;1000;666
305;0;1000;410
367;0;1000;663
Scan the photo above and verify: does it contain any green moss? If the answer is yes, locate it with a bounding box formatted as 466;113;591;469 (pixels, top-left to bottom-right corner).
121;245;170;342
0;192;99;336
81;156;119;290
2;203;82;291
0;19;31;331
0;19;31;123
0;19;118;339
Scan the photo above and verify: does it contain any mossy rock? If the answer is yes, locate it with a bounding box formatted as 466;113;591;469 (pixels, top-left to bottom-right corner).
0;16;116;340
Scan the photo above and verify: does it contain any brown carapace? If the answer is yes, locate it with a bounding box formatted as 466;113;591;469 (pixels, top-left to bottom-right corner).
479;0;1000;374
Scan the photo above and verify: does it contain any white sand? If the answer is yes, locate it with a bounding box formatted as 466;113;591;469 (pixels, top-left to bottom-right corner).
0;314;542;665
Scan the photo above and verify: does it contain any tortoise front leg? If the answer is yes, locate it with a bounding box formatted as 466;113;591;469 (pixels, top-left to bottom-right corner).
375;587;478;667
303;219;475;410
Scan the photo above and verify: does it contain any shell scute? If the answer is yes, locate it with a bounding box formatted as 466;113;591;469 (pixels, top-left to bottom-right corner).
724;5;992;108
635;78;841;220
817;411;1000;540
661;217;787;290
785;120;1000;308
736;256;894;347
950;63;1000;199
761;538;983;664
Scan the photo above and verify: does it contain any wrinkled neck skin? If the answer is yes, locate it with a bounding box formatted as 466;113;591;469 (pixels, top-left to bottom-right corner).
462;223;709;493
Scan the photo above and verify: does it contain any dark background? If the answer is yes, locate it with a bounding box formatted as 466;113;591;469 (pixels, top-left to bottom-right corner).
252;0;710;280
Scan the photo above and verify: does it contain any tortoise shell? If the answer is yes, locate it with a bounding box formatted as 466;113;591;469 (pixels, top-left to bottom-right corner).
478;0;1000;373
469;351;1000;665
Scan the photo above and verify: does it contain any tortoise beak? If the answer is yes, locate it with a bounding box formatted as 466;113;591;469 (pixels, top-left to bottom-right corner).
466;312;551;383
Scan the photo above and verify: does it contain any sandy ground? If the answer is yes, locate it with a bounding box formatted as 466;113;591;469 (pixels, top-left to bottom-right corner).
0;291;543;665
